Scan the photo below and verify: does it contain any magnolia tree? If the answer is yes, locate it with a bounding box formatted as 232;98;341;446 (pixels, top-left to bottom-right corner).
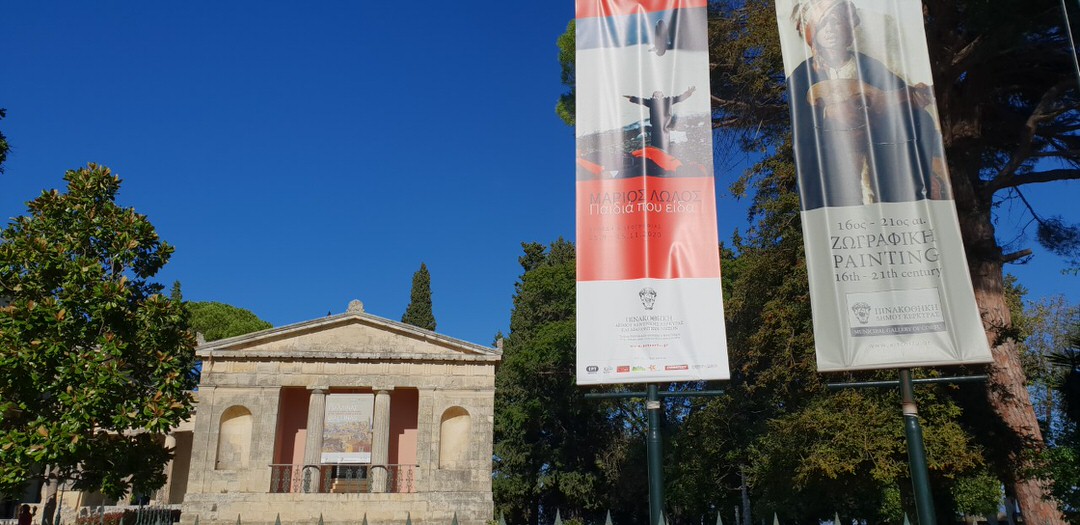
0;165;196;521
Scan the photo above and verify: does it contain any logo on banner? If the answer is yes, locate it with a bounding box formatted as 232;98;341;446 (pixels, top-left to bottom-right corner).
846;289;947;338
586;366;599;374
851;302;872;324
639;287;658;310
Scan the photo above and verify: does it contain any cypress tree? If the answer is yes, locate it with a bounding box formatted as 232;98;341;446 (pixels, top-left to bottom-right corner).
401;263;436;331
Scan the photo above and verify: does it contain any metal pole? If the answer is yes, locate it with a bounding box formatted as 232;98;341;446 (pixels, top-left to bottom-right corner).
899;369;936;525
646;384;665;525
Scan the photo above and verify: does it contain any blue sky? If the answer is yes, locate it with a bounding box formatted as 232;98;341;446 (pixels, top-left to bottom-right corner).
1;2;1075;346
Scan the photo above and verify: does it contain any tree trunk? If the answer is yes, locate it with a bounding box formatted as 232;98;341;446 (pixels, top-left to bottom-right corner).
955;187;1065;525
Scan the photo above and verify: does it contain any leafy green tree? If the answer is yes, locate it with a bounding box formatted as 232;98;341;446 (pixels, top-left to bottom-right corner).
1010;286;1079;439
0;165;196;521
493;240;627;525
401;262;436;331
951;470;1005;524
1041;323;1080;521
555;21;576;125
663;148;988;524
0;108;8;173
187;301;272;342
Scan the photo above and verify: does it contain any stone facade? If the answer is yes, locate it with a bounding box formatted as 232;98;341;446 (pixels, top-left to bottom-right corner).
180;305;500;525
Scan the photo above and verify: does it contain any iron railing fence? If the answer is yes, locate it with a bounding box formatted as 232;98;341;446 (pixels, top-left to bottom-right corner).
268;464;417;494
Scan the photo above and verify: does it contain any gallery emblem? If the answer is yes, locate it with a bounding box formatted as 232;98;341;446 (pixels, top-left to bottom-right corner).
851;302;872;324
639;287;658;310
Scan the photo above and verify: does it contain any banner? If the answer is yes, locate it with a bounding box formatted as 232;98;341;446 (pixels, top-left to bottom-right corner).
321;393;374;464
774;0;992;371
575;0;729;385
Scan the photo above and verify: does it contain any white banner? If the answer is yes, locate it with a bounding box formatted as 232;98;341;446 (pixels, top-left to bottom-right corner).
775;0;992;370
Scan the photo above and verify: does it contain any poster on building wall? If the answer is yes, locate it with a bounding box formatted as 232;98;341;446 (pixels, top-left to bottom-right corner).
321;393;374;464
575;0;730;385
774;0;992;371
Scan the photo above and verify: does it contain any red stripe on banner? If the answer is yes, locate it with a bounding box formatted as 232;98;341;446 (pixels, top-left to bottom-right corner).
576;0;707;19
576;176;720;281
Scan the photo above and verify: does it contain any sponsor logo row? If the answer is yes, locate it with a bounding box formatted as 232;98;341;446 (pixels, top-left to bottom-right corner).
584;364;689;374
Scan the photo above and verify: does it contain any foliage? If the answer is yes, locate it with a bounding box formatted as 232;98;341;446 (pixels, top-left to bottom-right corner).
951;470;1005;519
1051;325;1080;424
712;0;1077;520
187;301;272;342
553;0;1079;520
401;262;436;331
0;108;8;173
0;164;196;499
494;239;627;525
556;21;576;126
1039;323;1080;520
1015;291;1079;438
751;388;982;520
674;146;987;523
1045;440;1080;523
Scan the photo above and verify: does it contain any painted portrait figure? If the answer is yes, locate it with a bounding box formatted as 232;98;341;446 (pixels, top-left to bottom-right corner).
787;0;950;210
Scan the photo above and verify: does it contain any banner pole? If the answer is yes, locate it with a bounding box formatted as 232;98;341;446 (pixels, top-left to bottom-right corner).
646;383;665;525
899;369;937;525
585;386;724;524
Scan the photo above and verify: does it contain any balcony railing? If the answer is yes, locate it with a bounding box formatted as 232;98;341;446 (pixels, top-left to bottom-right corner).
268;464;417;494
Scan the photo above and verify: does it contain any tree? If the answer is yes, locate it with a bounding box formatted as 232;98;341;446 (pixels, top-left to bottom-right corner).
401;262;436;331
0;165;196;522
1041;322;1080;521
1012;288;1079;439
187;301;272;342
662;149;989;524
560;1;1078;520
493;240;630;525
0;108;8;173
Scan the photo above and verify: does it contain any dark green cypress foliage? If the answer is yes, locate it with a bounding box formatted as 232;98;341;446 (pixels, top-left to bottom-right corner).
401;263;436;331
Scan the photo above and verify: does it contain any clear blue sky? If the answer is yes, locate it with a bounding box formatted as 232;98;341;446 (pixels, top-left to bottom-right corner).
1;2;1075;346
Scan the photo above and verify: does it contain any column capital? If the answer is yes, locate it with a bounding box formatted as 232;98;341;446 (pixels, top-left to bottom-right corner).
372;386;394;394
309;386;329;394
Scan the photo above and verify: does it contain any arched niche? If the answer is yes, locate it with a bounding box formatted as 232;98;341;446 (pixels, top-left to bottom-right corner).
438;406;471;469
215;405;253;470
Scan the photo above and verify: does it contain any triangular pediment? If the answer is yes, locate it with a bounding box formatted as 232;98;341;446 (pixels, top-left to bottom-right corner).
196;311;499;362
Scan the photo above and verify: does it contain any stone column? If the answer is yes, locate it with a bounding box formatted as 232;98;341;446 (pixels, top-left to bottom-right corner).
159;434;178;504
370;389;392;492
302;387;328;492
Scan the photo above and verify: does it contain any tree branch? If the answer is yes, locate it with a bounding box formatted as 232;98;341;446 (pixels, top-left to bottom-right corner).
983;81;1073;198
1002;249;1033;264
991;168;1080;191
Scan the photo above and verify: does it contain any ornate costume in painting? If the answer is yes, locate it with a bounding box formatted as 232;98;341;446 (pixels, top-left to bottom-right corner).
788;0;948;210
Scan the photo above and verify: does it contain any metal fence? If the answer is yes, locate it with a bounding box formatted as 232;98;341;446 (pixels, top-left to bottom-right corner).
74;506;179;525
268;464;417;494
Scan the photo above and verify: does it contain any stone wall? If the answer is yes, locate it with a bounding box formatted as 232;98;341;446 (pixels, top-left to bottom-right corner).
181;491;492;525
181;313;499;525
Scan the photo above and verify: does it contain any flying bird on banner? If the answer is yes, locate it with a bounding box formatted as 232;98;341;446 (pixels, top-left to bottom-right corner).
774;0;992;371
575;0;730;385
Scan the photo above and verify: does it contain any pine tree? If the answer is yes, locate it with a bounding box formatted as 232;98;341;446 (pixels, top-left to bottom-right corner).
401;263;436;331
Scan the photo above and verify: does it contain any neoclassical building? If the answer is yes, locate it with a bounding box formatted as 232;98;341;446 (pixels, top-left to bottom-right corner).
179;300;500;525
